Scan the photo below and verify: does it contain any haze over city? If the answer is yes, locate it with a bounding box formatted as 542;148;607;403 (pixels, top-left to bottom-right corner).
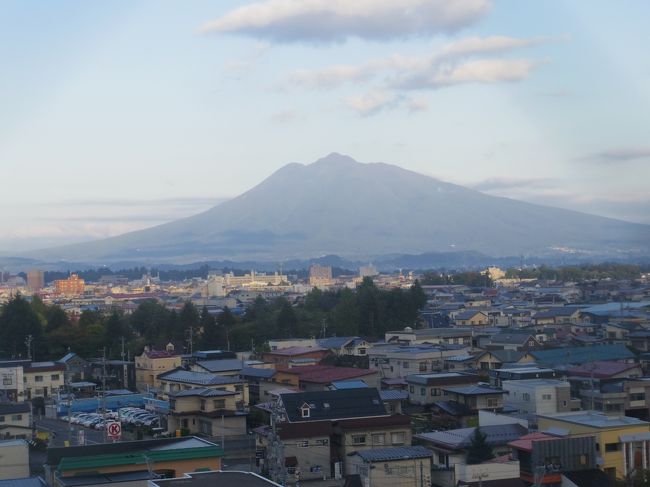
2;0;650;252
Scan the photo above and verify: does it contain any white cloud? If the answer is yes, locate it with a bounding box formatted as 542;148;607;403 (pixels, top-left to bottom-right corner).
406;97;429;112
200;0;491;42
288;36;541;90
582;146;650;164
343;90;398;116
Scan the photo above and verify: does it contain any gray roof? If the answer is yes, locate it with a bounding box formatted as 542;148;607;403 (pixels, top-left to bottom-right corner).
356;446;432;462
196;359;262;373
280;388;386;423
317;337;358;349
379;390;409;401
169;387;236;398
157;368;241;386
442;385;506;396
240;367;276;379
490;333;534;345
416;424;527;450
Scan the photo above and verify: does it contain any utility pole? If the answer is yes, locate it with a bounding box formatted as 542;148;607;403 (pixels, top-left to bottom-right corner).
25;335;33;361
120;337;128;389
186;327;194;355
100;347;108;443
267;398;286;485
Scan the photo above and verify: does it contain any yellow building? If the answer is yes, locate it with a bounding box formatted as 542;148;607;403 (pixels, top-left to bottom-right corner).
167;388;247;437
538;411;650;481
23;362;65;399
135;348;182;392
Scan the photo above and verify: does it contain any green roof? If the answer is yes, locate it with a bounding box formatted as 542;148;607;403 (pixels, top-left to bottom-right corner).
58;446;224;472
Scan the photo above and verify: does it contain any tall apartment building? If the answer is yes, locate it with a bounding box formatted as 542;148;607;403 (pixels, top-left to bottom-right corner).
309;264;333;286
54;274;85;296
26;269;44;292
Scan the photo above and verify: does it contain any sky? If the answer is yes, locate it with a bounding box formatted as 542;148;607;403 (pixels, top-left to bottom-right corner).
1;0;649;252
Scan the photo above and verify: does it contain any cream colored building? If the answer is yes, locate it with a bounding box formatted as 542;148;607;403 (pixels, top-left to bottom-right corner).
135;347;182;391
23;362;65;399
0;440;29;479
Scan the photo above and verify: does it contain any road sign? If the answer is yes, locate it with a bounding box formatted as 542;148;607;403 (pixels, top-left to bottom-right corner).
107;421;121;440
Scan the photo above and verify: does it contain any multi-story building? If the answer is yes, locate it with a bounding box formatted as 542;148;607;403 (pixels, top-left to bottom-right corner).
167;388;247;437
369;344;470;379
309;264;333;287
0;403;32;439
23;361;65;399
537;411;650;482
135;348;181;391
502;379;580;425
0;361;27;402
406;372;479;406
156;369;248;407
54;274;85;296
347;446;432;487
26;269;44;293
384;327;474;347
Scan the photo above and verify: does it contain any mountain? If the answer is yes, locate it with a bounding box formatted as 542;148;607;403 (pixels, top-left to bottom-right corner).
23;153;650;263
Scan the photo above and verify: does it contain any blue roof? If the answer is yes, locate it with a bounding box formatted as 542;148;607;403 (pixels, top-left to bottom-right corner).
530;344;634;367
357;446;432;462
379;390;409;401
158;368;241;385
330;380;368;390
317;337;357;349
240;367;276;379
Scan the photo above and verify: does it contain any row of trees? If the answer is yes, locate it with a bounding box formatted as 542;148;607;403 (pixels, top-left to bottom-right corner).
0;278;426;360
504;263;647;281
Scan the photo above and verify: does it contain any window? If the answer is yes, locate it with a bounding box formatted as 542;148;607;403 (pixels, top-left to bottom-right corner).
605;443;620;452
372;433;385;445
214;399;226;409
51;374;60;381
542;394;552;400
0;416;4;422
11;414;22;421
170;399;176;410
200;399;206;411
630;393;645;401
391;432;405;445
487;398;499;408
352;434;366;445
419;362;427;372
403;362;409;369
409;386;415;394
301;406;310;418
420;388;426;396
431;388;440;396
35;376;43;383
522;393;530;401
2;376;12;386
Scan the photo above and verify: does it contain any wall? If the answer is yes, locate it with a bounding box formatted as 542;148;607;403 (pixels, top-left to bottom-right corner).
454;461;520;485
347;456;431;487
0;440;30;480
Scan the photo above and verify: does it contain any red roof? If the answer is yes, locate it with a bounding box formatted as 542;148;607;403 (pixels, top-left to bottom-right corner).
265;346;327;356
144;350;178;359
566;360;638;378
508;432;555;452
277;365;376;383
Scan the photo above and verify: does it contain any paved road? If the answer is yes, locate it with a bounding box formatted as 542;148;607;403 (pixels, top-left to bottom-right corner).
36;417;108;447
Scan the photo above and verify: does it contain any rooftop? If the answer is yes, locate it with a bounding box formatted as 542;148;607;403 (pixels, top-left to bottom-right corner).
356;446;432;462
151;471;282;487
539;411;650;429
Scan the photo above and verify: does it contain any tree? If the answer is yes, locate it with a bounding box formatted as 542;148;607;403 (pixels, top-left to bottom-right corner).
275;299;298;338
104;311;130;356
466;428;494;464
0;295;44;358
178;302;200;341
199;306;221;350
130;300;170;341
46;306;70;332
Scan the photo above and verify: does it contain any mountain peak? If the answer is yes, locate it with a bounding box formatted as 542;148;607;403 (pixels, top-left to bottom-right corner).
310;152;360;168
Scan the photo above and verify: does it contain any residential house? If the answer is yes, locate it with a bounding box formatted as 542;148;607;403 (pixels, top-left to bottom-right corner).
261;347;328;368
532;307;583;326
486;333;542;351
347;446;432;487
475;350;535;373
317;337;370;356
135;348;181;392
437;385;506;418
156;368;248;407
384;328;474;347
191;358;271;377
0;403;31;439
508;433;600;486
23;362;65;399
368;344;470;379
405;373;479;406
272;365;380;391
537;411;650;482
501;379;580;425
167;388;246;437
57;353;89;383
528;344;635;369
151;471;283;487
239;367;277;405
416;424;526;487
0;361;27;402
454;311;489;327
489;366;561;387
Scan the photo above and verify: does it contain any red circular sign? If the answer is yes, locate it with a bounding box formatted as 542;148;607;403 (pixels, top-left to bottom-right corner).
108;422;121;436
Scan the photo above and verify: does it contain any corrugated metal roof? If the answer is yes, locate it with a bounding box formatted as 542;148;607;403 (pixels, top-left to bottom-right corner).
356;446;432;462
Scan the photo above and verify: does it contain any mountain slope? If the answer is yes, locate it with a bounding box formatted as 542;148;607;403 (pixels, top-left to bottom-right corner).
26;153;650;262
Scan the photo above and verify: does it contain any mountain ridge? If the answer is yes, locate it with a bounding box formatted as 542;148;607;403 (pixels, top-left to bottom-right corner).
18;153;650;263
